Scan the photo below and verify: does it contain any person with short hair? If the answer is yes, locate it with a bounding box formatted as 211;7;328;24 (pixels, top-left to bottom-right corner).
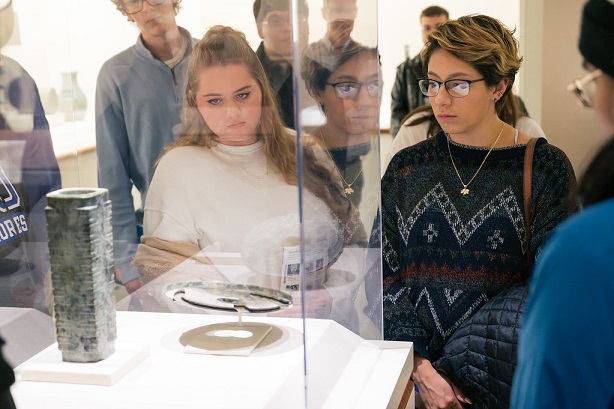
378;15;577;408
95;0;197;293
301;41;381;213
320;0;358;53
390;5;449;137
252;0;309;129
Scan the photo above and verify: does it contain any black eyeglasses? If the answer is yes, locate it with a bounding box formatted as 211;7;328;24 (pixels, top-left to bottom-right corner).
418;77;486;98
120;0;166;15
327;81;380;99
567;69;602;108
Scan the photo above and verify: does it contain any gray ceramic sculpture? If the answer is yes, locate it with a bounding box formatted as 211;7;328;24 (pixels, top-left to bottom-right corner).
46;188;116;362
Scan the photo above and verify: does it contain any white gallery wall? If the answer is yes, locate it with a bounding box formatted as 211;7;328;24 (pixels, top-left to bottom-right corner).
3;0;517;128
1;0;603;173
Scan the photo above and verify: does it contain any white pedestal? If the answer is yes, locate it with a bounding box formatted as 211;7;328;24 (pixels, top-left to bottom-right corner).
18;342;149;386
13;311;413;409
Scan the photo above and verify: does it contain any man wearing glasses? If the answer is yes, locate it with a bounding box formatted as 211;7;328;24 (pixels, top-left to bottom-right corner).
253;0;309;130
96;0;196;294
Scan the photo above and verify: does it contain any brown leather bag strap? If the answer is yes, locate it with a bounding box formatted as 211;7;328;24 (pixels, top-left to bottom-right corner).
524;137;538;261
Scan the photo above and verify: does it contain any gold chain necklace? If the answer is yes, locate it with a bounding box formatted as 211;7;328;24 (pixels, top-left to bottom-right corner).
318;129;368;195
447;122;505;195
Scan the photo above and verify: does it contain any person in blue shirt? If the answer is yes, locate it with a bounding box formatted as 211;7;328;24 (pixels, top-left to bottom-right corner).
511;1;614;408
1;0;61;311
95;0;196;294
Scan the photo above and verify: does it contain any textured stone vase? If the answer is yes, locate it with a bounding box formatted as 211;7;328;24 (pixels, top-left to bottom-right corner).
46;188;116;363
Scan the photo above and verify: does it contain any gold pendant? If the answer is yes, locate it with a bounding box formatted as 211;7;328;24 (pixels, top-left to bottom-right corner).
460;187;470;195
344;186;355;195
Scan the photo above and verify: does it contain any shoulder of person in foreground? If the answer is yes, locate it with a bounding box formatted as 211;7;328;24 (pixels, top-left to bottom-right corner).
511;197;614;409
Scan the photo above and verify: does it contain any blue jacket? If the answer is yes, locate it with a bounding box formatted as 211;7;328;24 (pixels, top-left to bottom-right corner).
95;28;196;282
1;55;61;291
511;198;614;409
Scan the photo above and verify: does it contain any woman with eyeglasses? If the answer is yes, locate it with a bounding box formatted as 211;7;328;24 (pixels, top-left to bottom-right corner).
511;1;614;408
301;42;381;217
378;15;577;408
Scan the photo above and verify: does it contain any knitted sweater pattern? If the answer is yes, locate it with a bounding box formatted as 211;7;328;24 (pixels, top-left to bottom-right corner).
381;132;576;361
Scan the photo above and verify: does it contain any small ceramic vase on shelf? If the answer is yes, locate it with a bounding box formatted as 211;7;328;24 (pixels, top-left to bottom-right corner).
58;71;87;122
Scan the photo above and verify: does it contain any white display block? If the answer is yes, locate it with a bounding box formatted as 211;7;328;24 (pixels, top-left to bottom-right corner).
13;311;413;409
18;342;150;386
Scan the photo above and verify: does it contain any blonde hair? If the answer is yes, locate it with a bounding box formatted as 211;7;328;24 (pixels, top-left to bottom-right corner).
166;25;362;242
421;14;523;125
168;25;297;183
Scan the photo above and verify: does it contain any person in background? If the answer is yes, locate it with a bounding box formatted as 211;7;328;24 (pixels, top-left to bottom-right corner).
252;0;309;130
1;0;61;311
319;0;358;53
377;15;576;408
390;5;448;138
511;1;614;407
95;0;196;294
299;0;361;131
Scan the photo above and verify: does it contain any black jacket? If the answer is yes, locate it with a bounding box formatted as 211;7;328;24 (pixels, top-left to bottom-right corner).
255;42;295;129
433;281;529;409
389;54;429;137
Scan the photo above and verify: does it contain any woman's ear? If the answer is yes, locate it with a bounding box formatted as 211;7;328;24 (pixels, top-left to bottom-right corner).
493;78;509;101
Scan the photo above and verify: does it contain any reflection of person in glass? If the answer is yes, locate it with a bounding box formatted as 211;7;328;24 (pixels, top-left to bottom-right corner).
252;0;309;129
301;43;380;208
0;0;61;311
96;0;196;294
133;27;366;321
320;0;357;53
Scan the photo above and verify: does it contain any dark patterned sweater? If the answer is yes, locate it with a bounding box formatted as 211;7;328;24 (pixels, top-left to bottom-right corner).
380;132;576;361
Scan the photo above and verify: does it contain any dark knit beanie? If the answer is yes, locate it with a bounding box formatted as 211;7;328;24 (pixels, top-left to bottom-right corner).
579;0;614;78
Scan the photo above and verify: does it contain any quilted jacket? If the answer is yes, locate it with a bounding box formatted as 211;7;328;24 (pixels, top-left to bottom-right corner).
433;281;529;409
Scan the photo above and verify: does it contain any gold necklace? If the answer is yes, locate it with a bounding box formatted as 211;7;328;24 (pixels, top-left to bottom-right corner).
447;122;505;195
318;130;368;195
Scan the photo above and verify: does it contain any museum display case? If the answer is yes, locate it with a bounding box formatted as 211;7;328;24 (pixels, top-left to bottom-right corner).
3;0;591;407
0;0;414;408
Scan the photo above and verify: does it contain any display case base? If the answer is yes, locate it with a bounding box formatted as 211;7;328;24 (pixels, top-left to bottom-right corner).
18;342;149;386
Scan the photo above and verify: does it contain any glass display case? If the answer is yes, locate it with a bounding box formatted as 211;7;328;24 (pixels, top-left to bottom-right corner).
0;0;414;408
